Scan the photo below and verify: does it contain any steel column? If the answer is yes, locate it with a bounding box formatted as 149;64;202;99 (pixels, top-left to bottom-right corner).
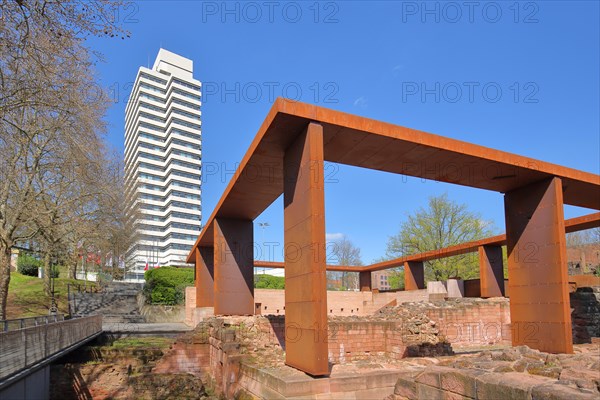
404;261;424;291
359;271;372;292
504;177;572;353
283;122;329;376
213;218;254;315
195;247;215;307
478;245;505;298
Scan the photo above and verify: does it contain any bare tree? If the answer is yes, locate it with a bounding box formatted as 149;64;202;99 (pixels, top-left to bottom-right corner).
566;229;599;248
33;144;106;294
92;153;140;281
329;236;363;290
0;0;127;319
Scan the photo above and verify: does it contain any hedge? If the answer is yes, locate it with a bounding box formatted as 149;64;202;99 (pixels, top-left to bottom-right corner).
17;254;42;277
254;274;285;289
143;267;194;305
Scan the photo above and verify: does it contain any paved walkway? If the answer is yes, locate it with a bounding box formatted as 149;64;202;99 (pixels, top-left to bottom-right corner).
103;322;193;333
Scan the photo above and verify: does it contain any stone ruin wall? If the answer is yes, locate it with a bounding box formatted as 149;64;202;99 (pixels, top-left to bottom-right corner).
178;289;599;398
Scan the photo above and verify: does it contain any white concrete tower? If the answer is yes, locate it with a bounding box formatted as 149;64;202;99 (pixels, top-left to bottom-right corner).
124;49;202;281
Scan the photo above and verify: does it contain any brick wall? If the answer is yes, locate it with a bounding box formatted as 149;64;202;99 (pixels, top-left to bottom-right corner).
423;299;511;348
391;289;429;303
254;288;429;317
187;287;430;324
328;300;512;358
185;286;196;325
152;342;210;378
328;321;393;363
570;287;600;344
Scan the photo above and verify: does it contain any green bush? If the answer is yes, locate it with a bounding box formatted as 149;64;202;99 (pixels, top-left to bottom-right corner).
143;267;194;305
254;274;285;289
17;254;42;277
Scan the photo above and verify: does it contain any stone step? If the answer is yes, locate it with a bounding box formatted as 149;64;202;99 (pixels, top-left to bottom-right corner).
102;315;146;323
71;281;146;323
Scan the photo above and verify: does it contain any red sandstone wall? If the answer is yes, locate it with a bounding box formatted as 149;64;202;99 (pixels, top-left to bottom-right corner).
185;287;196;326
391;289;429;303
570;275;600;288
424;300;511;348
210;317;405;365
186;288;512;350
153;342;210;378
187;287;430;323
327;321;393;363
255;289;372;316
254;289;429;317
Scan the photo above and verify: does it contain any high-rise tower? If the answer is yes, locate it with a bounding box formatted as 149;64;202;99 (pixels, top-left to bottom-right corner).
124;49;202;281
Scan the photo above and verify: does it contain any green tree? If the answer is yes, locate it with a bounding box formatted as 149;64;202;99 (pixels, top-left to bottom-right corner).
254;274;285;289
143;267;194;305
388;269;405;290
385;193;495;283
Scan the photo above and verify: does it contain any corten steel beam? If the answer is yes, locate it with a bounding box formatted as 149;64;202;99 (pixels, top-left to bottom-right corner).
253;260;362;272
283;122;329;376
564;212;600;233
404;261;425;291
251;211;599;276
366;235;505;272
363;212;600;272
195;247;215;307
478;245;505;298
213;218;254;315
187;100;599;262
505;177;572;354
359;271;372;291
185;100;600;372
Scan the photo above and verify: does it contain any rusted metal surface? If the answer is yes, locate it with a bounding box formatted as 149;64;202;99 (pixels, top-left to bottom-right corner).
213;218;254;315
404;261;425;291
186;100;600;375
195;247;214;307
187;100;599;259
363;212;600;273
505;177;573;354
359;271;372;291
564;212;600;232
250;211;599;275
283;123;329;376
253;260;361;272
478;245;505;298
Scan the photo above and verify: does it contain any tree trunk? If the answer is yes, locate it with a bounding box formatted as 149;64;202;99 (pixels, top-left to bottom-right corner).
43;252;51;297
69;260;77;279
0;246;12;320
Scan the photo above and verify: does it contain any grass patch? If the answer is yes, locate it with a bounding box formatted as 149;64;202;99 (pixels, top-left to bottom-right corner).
6;272;98;319
110;337;173;350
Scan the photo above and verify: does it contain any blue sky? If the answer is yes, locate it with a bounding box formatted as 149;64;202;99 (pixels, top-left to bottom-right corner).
88;1;599;264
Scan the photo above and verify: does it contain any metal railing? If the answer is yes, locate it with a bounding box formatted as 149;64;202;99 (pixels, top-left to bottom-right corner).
0;315;102;382
1;314;65;333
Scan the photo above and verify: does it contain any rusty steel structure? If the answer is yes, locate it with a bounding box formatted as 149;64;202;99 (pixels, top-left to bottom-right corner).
188;99;600;375
254;212;600;298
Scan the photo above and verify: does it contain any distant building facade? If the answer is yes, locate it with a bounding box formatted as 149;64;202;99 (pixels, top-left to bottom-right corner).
124;49;202;281
372;270;392;291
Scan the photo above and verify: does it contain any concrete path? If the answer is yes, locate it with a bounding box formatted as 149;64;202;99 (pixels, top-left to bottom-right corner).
103;322;193;333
